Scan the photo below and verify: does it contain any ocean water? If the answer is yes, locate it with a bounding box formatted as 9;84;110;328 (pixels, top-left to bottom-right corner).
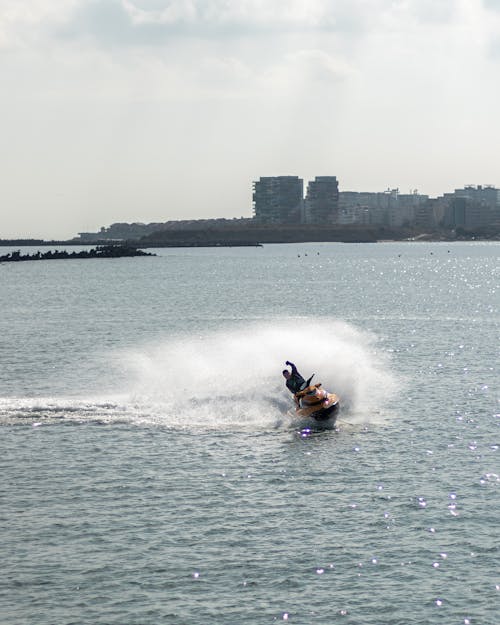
0;241;498;625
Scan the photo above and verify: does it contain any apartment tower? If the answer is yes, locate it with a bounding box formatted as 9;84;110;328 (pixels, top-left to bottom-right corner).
252;176;304;223
304;176;339;223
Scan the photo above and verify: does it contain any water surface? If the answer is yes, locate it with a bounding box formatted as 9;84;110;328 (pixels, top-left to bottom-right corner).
1;242;498;624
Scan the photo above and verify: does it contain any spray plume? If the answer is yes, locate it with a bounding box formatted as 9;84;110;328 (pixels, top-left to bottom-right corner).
121;319;398;431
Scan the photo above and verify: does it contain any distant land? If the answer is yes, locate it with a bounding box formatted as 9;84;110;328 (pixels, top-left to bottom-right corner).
1;222;499;248
2;181;500;246
1;224;500;248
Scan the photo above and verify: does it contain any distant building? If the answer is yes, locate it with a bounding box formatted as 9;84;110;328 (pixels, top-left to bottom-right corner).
338;189;432;228
77;223;161;241
414;199;438;230
252;176;303;223
456;184;500;207
339;189;398;226
439;185;500;229
304;176;339;224
392;191;429;227
77;218;253;242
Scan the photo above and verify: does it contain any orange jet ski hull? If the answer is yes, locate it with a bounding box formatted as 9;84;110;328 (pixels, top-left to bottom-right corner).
292;384;340;423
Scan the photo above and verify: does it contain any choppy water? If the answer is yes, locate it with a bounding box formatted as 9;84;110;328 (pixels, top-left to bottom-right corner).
1;242;498;624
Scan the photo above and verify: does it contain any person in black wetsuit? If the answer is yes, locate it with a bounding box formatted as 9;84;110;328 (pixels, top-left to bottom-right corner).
282;361;306;394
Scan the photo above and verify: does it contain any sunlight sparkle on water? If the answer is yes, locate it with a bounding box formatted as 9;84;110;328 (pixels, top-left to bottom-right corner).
480;472;500;484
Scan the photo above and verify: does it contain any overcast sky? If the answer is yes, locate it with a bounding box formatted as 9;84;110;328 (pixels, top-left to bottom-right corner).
1;0;499;238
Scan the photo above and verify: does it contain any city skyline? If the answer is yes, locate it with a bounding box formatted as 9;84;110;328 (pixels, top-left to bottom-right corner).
70;181;497;242
1;1;500;239
3;172;500;240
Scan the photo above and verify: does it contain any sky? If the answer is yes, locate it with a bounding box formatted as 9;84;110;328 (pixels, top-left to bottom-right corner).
1;0;500;239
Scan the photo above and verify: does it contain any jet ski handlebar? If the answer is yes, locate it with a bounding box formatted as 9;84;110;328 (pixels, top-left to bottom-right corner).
299;373;314;389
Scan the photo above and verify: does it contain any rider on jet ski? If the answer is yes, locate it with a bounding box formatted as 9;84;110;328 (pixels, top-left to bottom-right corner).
282;361;307;394
283;361;339;422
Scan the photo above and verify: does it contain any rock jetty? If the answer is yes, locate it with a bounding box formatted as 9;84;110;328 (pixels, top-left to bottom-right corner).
0;245;155;263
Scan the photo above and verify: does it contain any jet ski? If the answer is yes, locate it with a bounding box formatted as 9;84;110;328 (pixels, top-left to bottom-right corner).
290;381;340;424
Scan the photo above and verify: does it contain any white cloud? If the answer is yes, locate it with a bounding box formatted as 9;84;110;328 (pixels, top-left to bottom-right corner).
54;0;316;47
0;0;468;51
482;0;500;56
0;1;75;49
274;49;355;87
390;0;460;24
483;0;500;10
123;0;197;26
50;0;399;46
0;0;464;53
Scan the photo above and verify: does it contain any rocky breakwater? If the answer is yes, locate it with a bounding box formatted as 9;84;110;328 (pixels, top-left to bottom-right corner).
0;245;155;263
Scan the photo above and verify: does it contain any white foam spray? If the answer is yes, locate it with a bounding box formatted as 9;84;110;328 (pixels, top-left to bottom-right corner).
119;319;399;431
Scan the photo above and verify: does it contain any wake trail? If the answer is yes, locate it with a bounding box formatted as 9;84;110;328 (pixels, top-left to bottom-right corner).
1;320;399;430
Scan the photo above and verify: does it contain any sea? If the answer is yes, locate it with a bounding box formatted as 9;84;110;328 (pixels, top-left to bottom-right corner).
1;241;498;625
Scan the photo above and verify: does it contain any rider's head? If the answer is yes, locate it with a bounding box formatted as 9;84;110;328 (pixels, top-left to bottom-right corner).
282;369;290;379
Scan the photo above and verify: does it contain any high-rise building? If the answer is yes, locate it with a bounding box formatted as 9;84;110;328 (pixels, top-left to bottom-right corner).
454;185;500;207
392;191;429;227
252;176;303;223
439;185;500;229
304;176;339;223
338;189;392;226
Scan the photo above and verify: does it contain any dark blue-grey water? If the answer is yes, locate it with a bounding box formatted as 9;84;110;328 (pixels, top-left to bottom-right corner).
1;242;498;624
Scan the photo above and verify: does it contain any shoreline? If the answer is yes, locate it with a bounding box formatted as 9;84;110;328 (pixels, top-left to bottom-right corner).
1;236;498;247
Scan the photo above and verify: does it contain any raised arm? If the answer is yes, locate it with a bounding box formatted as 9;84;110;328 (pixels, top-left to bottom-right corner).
285;360;298;375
